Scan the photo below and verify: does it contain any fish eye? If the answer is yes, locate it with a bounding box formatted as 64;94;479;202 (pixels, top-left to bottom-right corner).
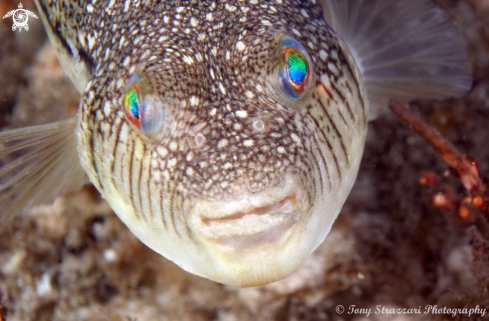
122;73;169;139
279;37;312;99
123;74;144;129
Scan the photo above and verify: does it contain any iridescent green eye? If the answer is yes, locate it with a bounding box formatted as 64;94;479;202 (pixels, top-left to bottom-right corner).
279;37;312;99
123;76;143;129
122;73;169;139
285;49;308;89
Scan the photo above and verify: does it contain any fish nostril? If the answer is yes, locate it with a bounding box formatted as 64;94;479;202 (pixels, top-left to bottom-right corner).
253;119;265;131
194;133;206;146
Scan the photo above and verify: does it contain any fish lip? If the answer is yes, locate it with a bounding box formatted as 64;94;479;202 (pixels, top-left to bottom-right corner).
199;194;297;225
190;178;302;243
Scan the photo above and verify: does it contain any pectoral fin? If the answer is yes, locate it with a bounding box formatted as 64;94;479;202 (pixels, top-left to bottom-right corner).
0;118;88;220
321;0;472;120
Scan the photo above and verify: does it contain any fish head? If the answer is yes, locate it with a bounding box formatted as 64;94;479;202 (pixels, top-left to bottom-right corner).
77;2;367;287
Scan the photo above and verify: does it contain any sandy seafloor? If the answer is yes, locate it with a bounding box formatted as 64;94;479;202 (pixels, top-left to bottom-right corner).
1;0;489;320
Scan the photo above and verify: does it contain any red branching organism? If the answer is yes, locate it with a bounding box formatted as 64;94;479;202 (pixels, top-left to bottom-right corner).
389;100;489;280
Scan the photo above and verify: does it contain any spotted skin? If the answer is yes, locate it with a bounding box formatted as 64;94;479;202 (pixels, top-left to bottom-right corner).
36;0;367;286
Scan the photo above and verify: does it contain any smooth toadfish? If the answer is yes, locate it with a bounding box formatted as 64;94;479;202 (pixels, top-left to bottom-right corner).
0;0;472;286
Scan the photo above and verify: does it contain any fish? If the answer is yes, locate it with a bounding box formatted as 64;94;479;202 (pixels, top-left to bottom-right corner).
0;0;472;287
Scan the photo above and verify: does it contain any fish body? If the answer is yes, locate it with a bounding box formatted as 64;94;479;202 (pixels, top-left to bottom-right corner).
0;0;471;286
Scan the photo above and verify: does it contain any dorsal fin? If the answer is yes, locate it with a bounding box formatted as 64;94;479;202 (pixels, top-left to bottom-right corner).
321;0;472;120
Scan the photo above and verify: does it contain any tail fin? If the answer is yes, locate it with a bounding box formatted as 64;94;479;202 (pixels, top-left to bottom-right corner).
321;0;472;120
0;118;88;221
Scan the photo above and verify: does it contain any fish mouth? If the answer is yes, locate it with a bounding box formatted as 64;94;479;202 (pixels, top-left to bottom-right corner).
200;195;296;226
190;178;302;246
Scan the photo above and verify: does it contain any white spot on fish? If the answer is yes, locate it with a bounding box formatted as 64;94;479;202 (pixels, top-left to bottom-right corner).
291;133;301;145
140;49;151;60
183;55;194;65
119;35;126;48
134;35;144;46
124;0;131;12
255;84;263;92
169;141;178;151
331;49;339;60
328;62;339;75
223;163;232;169
106;0;116;13
167;158;177;168
103;101;112;117
218;139;229;149
225;4;237;12
190;96;199;106
219;82;227;95
123;56;131;67
243;139;254;147
236;110;248;118
116;78;124;90
319;49;328;61
156;146;168;158
236;41;246;51
87;33;97;51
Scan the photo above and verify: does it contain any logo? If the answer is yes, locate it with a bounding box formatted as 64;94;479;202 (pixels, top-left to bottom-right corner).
3;3;38;32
